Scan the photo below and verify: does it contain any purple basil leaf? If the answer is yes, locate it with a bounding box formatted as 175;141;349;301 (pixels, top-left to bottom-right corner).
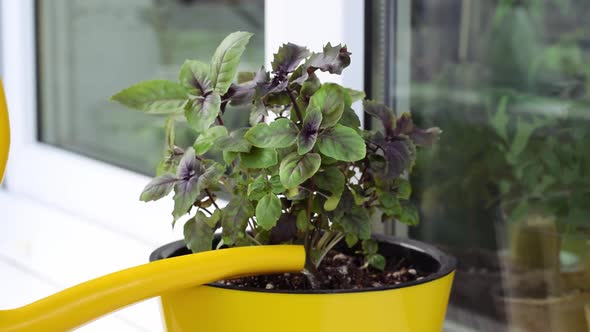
363;100;396;137
249;99;268;126
271;43;311;74
179;60;213;96
173;148;202;219
229;67;269;106
290;43;352;85
297;106;323;154
373;138;415;179
409;127;442;146
394;113;442;146
307;43;351;75
172;155;223;221
269;214;298;244
256;77;289;97
288;65;308;85
368;154;387;178
140;173;178;202
270;80;289;94
185;93;221;133
173;174;201;220
176;147;199;180
393;113;412;136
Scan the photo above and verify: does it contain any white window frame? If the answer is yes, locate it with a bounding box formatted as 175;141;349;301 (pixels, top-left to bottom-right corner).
0;0;365;246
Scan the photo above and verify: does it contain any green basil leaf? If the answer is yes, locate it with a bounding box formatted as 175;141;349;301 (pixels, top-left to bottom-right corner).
210;31;253;95
377;189;402;217
217;128;252;153
317;125;366;161
193;126;228;155
156;152;181;176
247;176;268;200
344;87;366;103
396;179;412;200
309;83;345;128
336;206;371;247
279;152;321;189
296;210;309;232
340;107;361;128
203;209;221;228
179;60;212;95
221;195;254;245
164;116;176;150
362;239;379;255
185;93;221;133
240;147;278;169
245;118;298;148
111;80;188;114
269;175;286;194
299;73;321;100
314;167;345;211
399;204;419;226
237;71;256;84
223;151;238;165
184;211;215;253
255;193;282;230
368;254;386;271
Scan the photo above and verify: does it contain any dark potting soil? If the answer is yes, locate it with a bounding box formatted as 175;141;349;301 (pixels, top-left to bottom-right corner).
219;250;426;291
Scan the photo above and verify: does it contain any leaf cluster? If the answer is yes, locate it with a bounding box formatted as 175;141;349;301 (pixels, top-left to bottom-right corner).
111;32;440;273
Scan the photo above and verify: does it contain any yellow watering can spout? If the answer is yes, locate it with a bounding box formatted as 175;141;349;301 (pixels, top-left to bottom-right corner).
0;79;9;184
0;80;305;331
0;245;305;331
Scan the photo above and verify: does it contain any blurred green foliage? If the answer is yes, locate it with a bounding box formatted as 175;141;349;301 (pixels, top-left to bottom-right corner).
410;0;590;249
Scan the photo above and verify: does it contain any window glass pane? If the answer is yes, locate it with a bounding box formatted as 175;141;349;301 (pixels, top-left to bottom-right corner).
37;0;264;174
370;1;590;331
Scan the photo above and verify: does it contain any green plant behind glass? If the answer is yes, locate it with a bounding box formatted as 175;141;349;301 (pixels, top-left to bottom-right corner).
412;0;590;248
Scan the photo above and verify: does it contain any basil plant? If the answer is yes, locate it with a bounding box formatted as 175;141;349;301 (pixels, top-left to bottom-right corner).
111;32;440;279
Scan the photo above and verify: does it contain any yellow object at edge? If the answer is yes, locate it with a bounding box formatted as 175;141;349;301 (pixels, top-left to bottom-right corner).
0;79;9;184
0;246;305;331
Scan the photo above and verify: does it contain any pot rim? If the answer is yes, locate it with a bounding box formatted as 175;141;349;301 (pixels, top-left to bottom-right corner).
150;233;457;294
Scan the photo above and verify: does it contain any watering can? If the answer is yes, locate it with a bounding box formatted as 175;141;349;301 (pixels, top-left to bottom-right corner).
0;79;306;331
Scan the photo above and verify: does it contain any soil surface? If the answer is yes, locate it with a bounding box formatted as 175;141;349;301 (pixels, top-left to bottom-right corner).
218;250;426;291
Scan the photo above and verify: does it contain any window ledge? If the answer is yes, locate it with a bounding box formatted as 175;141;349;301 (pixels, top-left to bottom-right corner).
0;190;164;331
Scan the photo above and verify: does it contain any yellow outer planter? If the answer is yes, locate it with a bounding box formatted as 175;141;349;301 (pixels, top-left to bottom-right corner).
0;79;10;183
151;235;456;332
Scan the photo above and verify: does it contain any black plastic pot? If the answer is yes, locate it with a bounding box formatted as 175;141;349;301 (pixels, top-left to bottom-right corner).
150;233;456;293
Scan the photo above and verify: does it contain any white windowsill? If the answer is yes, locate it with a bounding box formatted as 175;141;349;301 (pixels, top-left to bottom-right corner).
0;189;165;332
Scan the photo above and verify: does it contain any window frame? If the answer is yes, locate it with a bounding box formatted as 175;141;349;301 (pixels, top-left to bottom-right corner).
365;0;412;237
0;0;365;245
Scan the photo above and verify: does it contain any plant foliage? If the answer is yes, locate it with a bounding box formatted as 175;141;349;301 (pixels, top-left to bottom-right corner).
111;32;440;279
